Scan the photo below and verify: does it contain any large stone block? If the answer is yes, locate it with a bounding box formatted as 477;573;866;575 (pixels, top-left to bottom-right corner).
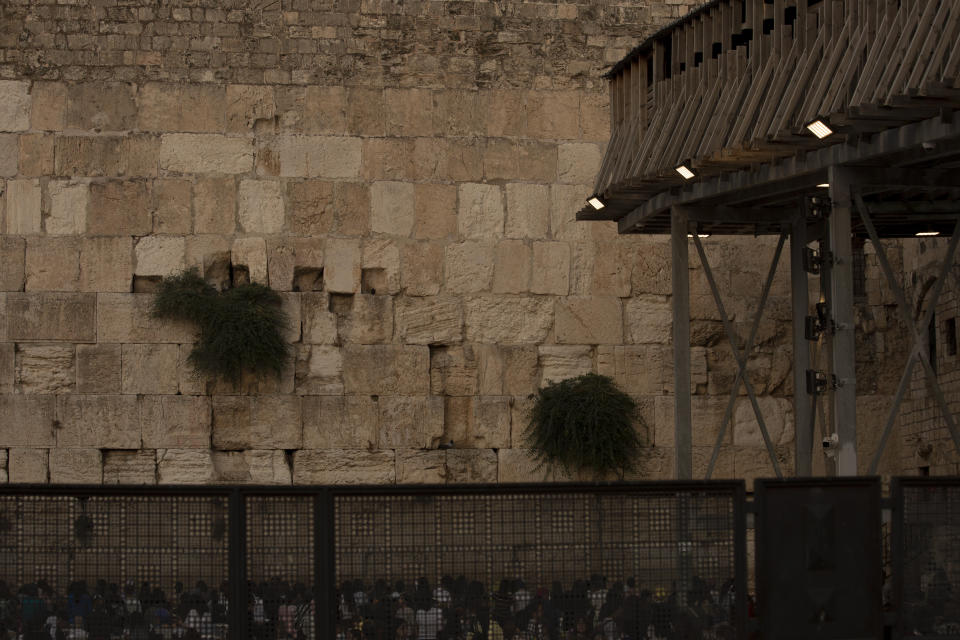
66;82;137;131
414;184;457;240
732;397;793;447
361;237;401;295
194;176;237;234
232;236;268;283
498;448;573;483
302;292;338;344
302;395;378;449
103;450;156;484
212;395;301;449
336;294;393;344
735;446;794;490
157;449;215;484
49;448;102;484
0;134;17;177
226;85;275;133
395;296;463;345
87;180;152;236
555;297;623;344
141;395;212;449
539;345;592;386
531;242;570;295
0;343;12;393
135;236;185;277
8;448;48;483
56;394;140;448
442;396;511;449
159;134;253;174
396;449;447;484
6;292;96;342
238;179;285;234
549;183;591;241
401;242;443;296
430;345;479;396
558;142;603;184
287;180;334;236
445;242;494;294
378;395;444;448
77;344;121;393
0;81;30;131
0;449;5;482
492;240;531;294
79;237;133;293
0;395;55;446
446;449;499;483
343;345;430;395
625;295;672;344
653;395;733;448
293;449;396;484
458;183;504;240
464;296;553;344
526;90;579;140
477;345;538;396
212;450;291;485
259;135;362;179
482;139;518;181
370;181;415;237
16;344;75;394
97;293;196;343
597;345;669;396
362;138;414;181
5;179;41;234
324;238;361;293
518;141;558;182
294;345;344;395
47;180;89;236
25;237;80;291
482;89;526;137
30;82;67;130
18;133;54;177
505;183;549;240
54;135;159;178
139;83;225;132
152;179;192;234
121;344;179;394
384;88;434;136
0;237;25;291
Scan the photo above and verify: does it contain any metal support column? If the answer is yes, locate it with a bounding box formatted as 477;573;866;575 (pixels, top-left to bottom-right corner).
791;212;813;475
671;206;692;479
828;167;858;475
228;489;247;640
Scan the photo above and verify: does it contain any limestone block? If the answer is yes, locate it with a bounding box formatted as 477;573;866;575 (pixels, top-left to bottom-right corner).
539;345;592;386
370;181;414;237
531;242;570;295
625;295;672;344
518;141;558;182
653;395;732;448
555;297;623;344
345;87;385;136
212;395;301;449
135;236;185;277
337;294;393;344
336;183;370;234
324;238;361;293
79;237;133;293
303;85;347;134
504;184;549;240
238;180;285;234
6;292;96;342
66;82;137;131
445;242;494;294
232;237;268;284
384;88;434;136
482;89;526;137
5;179;41;234
692;445;736;480
213;450;291;485
361;236;401;295
430;345;479;396
597;345;669;396
458;183;504;240
56;394;140;448
157;449;215;484
194;177;237;234
477;345;538;396
121;344;179;394
498;448;573;483
293;449;396;484
226;85;275;133
49;449;102;484
482;139;518;181
0;81;30;131
280;292;301;344
8;448;48;483
287;179;334;236
446;449;498;483
30;82;67;130
295;345;344;395
97;293;196;343
139;83;225;132
0;449;5;483
159;134;253;174
526;90;579;140
492;240;531;294
0;343;12;393
558;143;603;184
18;133;54;177
260;135;361;179
54;135;159;178
152;179;192;234
302;292;338;344
0;236;25;291
0;134;17;176
395;296;463;345
343;345;429;395
414;183;457;239
76;344;120;393
735;446;793;490
302;395;378;449
362;137;413;180
103;450;156;484
464;296;554;344
25;237;80;291
442;396;511;449
396;450;447;484
401;243;443;296
549;184;591;242
87;180;152;236
44;180;88;236
0;395;55;446
510;394;536;447
378;395;444;448
16;344;75;394
140;395;211;449
732;397;793;447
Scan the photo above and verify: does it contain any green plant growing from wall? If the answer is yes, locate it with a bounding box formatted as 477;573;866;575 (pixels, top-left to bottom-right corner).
152;269;290;384
524;373;643;479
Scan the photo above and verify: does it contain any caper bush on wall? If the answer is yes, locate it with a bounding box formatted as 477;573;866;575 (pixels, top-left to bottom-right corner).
151;269;290;384
524;373;643;479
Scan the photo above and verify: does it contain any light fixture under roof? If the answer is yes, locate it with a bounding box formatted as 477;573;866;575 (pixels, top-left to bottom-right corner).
817;183;829;188
916;230;940;237
687;233;711;238
675;164;695;180
587;195;605;211
806;119;834;139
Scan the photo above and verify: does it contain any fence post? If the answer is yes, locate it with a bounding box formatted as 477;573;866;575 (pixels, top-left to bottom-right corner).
317;489;335;639
229;489;247;639
733;482;748;639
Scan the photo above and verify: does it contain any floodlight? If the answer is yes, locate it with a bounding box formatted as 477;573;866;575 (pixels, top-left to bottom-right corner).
806;119;834;139
817;183;829;188
675;164;695;180
587;195;605;210
916;230;940;237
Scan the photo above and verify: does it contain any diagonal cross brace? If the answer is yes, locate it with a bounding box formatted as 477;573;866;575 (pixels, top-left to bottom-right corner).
705;232;788;479
855;193;960;474
693;235;784;479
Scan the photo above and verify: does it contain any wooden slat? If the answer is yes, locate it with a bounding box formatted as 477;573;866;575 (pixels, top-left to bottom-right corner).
823;23;866;115
770;28;824;136
729;52;776;147
851;2;905;105
799;11;852;124
869;0;921;104
907;0;953;91
886;0;940;102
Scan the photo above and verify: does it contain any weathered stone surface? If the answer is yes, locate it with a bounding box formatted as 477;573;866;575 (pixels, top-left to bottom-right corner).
446;449;499;483
482;138;517;181
401;243;443;296
79;237;133;293
302;395;378;449
87;180;152;236
121;344;179;394
159;134;253;174
212;450;291;484
578;240;631;297
498;448;573;483
431;345;479;396
0;236;25;291
336;294;393;344
492;239;530;294
414;184;457;240
361;236;401;295
16;344;75;393
302;292;338;344
732;397;793;447
0;134;17;177
555;297;623;344
539;345;592;386
654;395;732;448
97;293;196;343
526;90;579;140
157;449;215;484
47;180;88;235
0;343;13;394
518;141;558;182
54;135;158;178
194;177;237;234
141;395;211;449
0;450;5;483
442;396;511;449
370;181;415;237
384;88;434;136
212;395;301;449
6;292;96;342
625;295;672;344
56;394;140;448
226;85;275;133
293;449;396;484
77;344;121;393
445;242;494;294
232;236;268;283
152;178;192;234
0;81;30;131
0;395;55;446
287;179;334;236
477;345;538;396
65;82;136;131
139;83;225;132
396;449;447;483
597;345;670;396
465;296;553;344
18;133;54;177
103;450;156;484
30;82;66;131
6;179;41;234
378;395;444;448
505;184;549;239
558;142;603;184
135;235;185;277
395;296;463;345
324;238;361;294
49;449;102;484
294;345;344;394
259;135;361;178
458;183;504;239
509;394;536;447
735;446;793;490
8;448;48;483
25;237;80;291
238;179;285;234
531;242;570;295
549;183;591;242
343;345;430;395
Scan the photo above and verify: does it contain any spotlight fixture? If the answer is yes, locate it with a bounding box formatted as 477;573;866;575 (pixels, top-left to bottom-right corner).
817;183;829;188
587;195;605;211
675;164;695;180
916;229;940;237
806;119;834;139
687;233;711;238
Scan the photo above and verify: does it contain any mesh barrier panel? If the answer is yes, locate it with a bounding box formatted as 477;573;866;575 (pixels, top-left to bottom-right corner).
334;488;740;640
246;495;316;640
899;482;960;637
0;493;230;639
